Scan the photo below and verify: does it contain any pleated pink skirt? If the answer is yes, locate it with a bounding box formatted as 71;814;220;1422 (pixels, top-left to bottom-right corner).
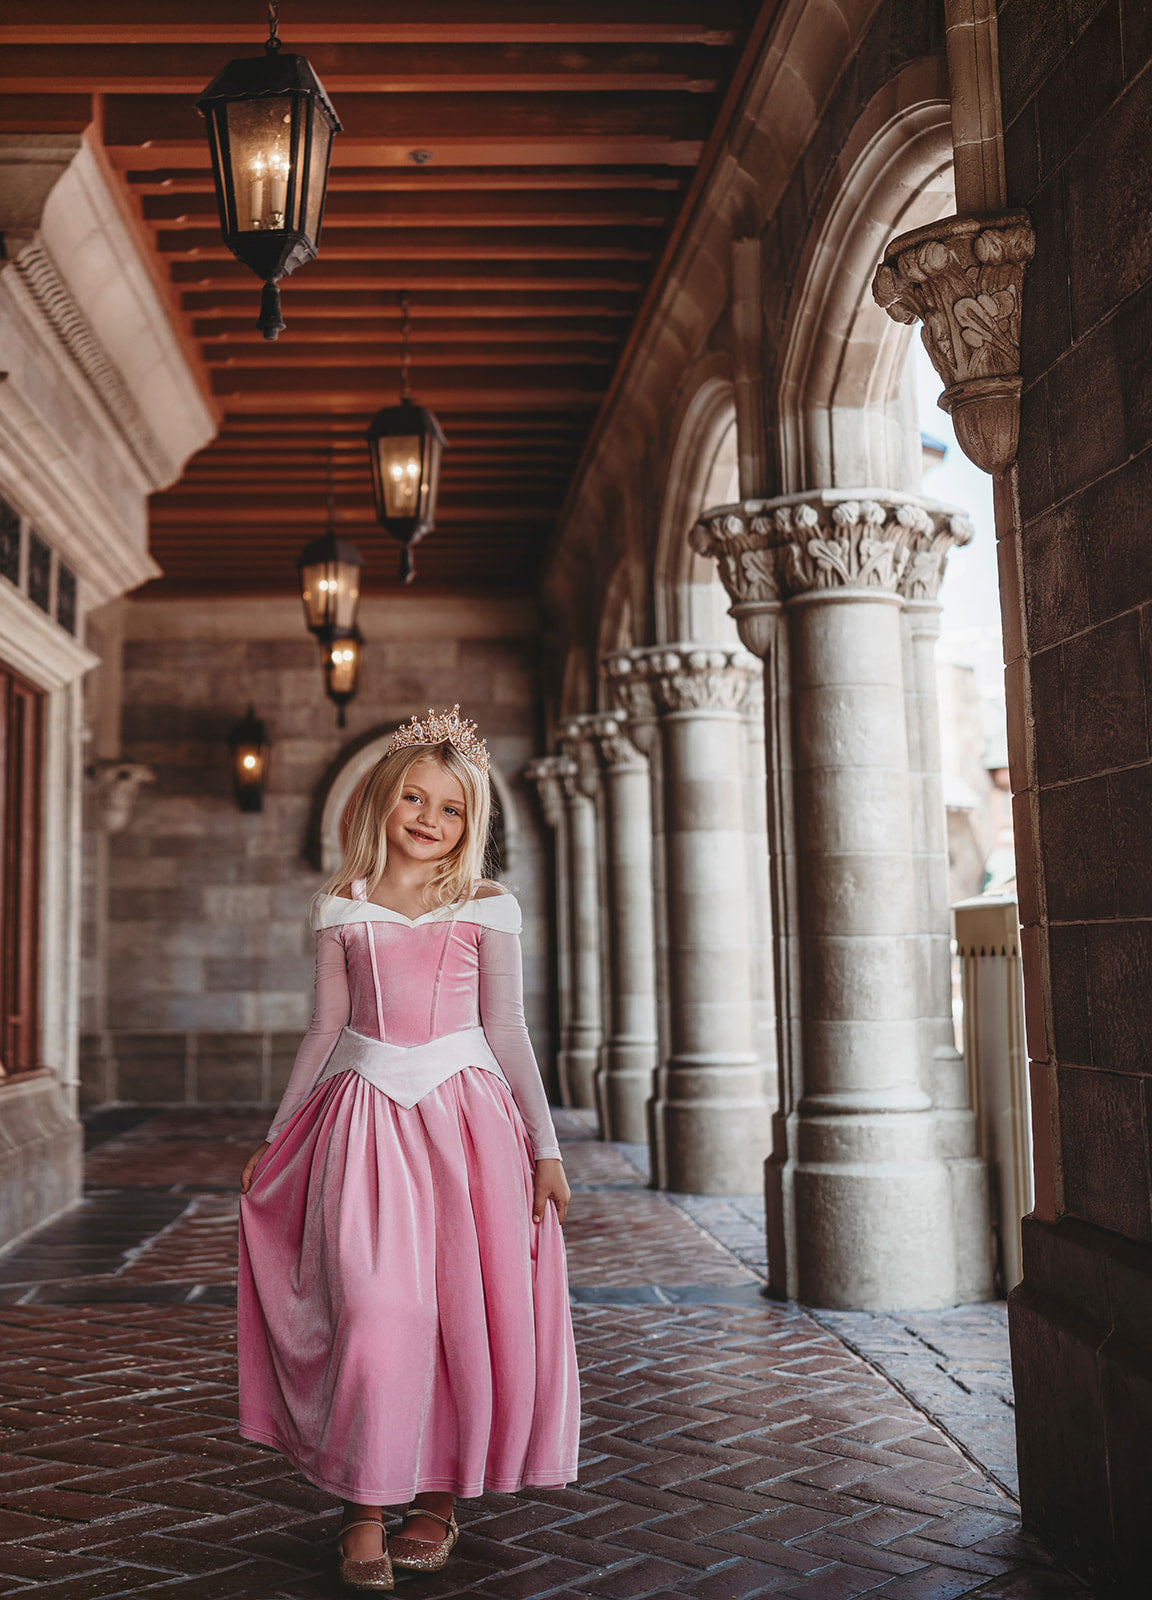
237;1066;580;1504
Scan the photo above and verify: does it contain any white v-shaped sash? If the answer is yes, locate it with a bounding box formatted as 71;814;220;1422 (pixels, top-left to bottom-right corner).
316;1024;508;1109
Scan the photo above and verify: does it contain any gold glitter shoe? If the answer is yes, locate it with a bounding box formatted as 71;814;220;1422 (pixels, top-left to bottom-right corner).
388;1507;459;1573
336;1516;394;1592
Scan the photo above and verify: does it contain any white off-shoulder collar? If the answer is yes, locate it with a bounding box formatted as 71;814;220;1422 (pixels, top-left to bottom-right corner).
311;889;522;935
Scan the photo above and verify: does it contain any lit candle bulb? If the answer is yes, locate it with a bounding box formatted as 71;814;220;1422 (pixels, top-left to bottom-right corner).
269;149;289;227
250;153;266;228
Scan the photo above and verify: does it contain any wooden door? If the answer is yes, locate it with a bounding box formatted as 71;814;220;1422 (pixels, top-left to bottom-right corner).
0;667;42;1075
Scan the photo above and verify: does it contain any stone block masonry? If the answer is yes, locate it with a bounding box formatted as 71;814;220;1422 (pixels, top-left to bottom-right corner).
81;595;551;1111
996;0;1152;1590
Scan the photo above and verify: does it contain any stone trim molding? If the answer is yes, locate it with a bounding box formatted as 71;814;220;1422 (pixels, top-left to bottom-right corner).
0;580;99;691
9;240;176;490
872;211;1035;475
691;491;973;653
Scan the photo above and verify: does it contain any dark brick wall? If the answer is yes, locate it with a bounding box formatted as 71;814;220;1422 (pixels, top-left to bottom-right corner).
1001;0;1152;1587
1003;0;1152;1243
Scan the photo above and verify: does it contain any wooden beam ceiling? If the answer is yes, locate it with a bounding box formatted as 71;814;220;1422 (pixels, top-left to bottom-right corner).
1;2;762;596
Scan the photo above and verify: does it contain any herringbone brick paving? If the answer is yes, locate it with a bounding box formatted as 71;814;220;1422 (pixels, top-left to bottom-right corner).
0;1109;1087;1598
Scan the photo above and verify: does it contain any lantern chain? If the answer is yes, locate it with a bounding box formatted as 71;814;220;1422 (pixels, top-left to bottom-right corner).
325;444;335;531
265;0;282;54
400;291;412;403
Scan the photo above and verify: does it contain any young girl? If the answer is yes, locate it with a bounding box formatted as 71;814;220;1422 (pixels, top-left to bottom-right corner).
237;707;579;1592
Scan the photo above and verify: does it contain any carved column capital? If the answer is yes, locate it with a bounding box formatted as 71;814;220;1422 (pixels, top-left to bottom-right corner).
872;210;1035;475
584;711;649;774
692;492;974;652
556;715;602;799
523;755;569;829
632;643;761;717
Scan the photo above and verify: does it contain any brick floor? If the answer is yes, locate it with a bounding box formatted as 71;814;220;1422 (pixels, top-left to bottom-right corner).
0;1108;1085;1598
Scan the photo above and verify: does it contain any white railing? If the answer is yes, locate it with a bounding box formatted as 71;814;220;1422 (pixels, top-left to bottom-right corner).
952;895;1033;1291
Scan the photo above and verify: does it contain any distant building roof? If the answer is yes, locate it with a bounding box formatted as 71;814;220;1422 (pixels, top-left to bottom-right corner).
921;430;948;464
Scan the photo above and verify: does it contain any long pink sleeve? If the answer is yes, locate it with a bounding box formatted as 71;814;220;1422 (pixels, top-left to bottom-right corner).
478;925;562;1161
266;929;351;1142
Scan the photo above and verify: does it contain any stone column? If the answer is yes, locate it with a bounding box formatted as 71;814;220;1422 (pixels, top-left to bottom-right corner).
523;756;571;1107
603;651;670;1077
585;713;659;1143
742;696;778;1089
625;644;773;1195
554;722;603;1111
693;493;993;1309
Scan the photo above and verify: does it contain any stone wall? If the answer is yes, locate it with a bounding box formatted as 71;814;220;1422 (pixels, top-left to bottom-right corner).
81;594;553;1113
998;0;1152;1589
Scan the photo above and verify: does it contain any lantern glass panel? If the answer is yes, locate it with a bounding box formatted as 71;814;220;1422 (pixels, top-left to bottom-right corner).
304;96;334;241
299;551;361;637
376;433;423;519
325;636;361;697
225;97;298;233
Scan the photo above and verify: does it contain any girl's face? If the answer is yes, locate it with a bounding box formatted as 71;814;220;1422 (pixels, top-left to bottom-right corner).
385;757;467;865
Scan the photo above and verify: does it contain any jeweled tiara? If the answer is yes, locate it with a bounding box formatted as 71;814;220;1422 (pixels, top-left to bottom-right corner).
385;704;490;775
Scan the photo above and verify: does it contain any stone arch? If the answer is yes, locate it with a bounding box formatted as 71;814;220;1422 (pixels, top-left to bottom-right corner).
596;558;634;705
776;67;955;495
311;723;521;879
653;371;742;645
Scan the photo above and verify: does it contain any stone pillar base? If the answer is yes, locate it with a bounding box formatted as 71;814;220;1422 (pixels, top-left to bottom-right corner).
772;1103;993;1309
595;1039;653;1145
1009;1215;1152;1594
0;1073;82;1248
556;1045;597;1111
656;1055;773;1194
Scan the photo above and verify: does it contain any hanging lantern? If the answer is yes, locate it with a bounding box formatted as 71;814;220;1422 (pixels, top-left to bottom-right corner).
227;705;271;812
297;448;363;639
196;1;341;341
365;292;447;583
323;629;363;728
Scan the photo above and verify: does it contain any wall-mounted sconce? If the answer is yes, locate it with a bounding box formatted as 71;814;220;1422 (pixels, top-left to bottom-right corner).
227;705;271;811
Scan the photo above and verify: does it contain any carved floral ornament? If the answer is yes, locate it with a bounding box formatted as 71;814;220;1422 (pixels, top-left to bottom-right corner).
871;211;1035;476
523;756;568;828
583;712;647;772
690;494;973;624
602;645;761;718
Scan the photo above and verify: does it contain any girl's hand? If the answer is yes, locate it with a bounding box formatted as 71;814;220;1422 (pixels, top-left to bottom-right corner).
533;1158;570;1225
240;1142;271;1195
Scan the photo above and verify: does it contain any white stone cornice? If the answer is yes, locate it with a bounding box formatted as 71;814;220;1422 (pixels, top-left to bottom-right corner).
40;138;216;487
0;135;216;610
9;238;174;489
0;377;161;605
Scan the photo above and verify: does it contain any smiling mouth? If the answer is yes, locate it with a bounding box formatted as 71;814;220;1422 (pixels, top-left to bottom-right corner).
407;828;437;843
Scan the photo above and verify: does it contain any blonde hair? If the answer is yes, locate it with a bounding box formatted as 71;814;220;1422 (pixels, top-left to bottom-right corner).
322;742;492;910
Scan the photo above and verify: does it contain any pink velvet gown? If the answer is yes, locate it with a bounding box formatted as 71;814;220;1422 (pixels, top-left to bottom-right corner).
237;882;580;1505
